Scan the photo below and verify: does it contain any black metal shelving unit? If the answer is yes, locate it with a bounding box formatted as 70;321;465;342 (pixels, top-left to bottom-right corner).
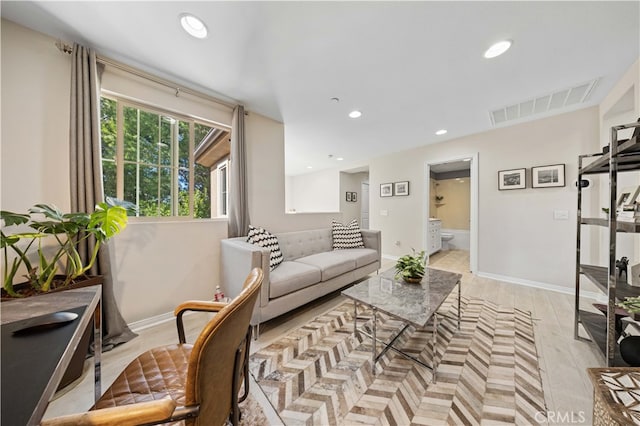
575;121;640;366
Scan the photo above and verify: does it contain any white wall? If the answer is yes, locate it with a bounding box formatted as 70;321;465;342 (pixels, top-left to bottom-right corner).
286;169;340;213
1;20;71;212
370;107;600;289
2;21;341;322
340;171;368;224
244;112;342;233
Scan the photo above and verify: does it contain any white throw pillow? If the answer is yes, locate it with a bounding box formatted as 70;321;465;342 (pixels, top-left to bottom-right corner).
332;219;365;250
247;225;284;271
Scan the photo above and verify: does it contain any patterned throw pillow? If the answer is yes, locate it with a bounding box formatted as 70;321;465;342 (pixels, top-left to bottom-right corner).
247;225;284;271
332;219;365;250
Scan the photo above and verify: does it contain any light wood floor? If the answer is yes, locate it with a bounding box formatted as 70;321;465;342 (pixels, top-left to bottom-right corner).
43;250;603;425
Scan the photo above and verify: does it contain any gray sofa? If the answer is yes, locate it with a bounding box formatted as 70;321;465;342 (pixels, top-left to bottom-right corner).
221;228;381;334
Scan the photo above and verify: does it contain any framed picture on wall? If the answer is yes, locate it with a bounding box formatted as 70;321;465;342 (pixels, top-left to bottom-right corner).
346;192;352;202
531;164;565;188
380;183;393;197
498;168;526;190
352;192;357;202
394;181;409;196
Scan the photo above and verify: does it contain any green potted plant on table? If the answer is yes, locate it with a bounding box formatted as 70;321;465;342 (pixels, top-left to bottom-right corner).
395;249;427;284
1;198;131;389
1;198;130;298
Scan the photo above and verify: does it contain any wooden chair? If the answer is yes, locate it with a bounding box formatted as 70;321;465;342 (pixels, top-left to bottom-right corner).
42;268;263;426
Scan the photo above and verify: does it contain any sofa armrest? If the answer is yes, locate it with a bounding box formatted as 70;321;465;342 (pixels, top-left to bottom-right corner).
221;239;271;310
361;229;381;265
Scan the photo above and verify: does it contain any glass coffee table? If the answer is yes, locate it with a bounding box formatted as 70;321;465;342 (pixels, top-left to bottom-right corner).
342;267;461;383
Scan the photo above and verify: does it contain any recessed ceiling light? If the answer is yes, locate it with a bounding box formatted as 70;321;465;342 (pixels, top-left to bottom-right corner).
306;166;313;169
180;13;208;39
336;157;344;161
435;129;447;135
484;40;512;59
348;110;362;119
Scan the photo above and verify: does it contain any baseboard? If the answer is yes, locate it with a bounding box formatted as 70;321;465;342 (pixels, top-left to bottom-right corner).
476;271;603;301
129;311;175;333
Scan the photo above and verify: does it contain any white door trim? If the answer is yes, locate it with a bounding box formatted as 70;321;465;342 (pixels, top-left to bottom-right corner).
423;153;479;273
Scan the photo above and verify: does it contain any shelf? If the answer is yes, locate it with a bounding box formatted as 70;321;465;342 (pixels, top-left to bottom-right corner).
581;136;640;175
581;217;640;233
578;310;627;366
580;265;608;294
579;264;640;299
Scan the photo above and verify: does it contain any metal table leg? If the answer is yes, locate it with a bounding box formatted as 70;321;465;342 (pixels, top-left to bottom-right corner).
372;308;377;375
93;299;102;402
458;281;461;331
432;313;438;384
354;302;359;339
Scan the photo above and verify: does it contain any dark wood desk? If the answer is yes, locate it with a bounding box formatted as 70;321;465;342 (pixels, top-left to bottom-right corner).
1;286;102;426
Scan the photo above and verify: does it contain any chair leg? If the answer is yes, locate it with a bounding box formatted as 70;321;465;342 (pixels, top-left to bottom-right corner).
252;323;259;340
239;328;252;403
230;346;242;426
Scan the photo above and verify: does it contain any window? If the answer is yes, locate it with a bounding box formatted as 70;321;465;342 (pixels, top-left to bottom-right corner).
100;96;229;218
217;160;229;216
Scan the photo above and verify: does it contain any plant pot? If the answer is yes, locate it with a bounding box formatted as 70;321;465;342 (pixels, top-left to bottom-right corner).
1;275;103;300
1;275;103;391
403;276;423;284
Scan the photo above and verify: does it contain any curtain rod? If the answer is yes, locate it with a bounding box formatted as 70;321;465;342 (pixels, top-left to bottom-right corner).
55;40;237;109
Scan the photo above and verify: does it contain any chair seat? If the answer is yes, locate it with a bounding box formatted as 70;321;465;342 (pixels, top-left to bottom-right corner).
93;344;193;425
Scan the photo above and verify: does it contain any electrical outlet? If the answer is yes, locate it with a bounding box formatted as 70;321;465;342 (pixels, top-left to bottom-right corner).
554;210;569;220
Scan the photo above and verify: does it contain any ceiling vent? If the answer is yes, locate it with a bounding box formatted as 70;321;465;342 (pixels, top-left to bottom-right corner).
490;78;598;126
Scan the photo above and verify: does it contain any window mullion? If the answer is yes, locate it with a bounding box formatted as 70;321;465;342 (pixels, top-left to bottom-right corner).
136;109;142;215
116;101;125;202
189;121;195;218
171;121;178;215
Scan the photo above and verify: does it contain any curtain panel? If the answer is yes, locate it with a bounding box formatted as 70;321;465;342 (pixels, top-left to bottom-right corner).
70;43;137;350
228;105;251;238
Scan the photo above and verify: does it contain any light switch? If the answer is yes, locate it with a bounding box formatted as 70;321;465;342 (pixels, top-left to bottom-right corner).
380;210;388;216
554;210;569;220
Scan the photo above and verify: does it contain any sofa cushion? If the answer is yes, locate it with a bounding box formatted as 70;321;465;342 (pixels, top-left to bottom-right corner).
333;248;379;268
331;220;365;249
247;225;283;271
295;252;356;281
269;261;322;299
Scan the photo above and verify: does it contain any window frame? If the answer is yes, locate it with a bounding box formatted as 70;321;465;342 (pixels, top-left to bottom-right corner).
100;93;228;221
216;159;229;217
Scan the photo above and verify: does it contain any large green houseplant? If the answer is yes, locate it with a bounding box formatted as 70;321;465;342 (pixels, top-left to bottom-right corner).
395;249;427;283
1;198;130;297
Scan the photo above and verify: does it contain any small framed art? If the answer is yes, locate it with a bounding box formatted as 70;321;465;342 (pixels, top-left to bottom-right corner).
380;183;393;197
352;192;357;202
531;164;565;188
394;181;409;196
498;168;526;190
346;192;352;202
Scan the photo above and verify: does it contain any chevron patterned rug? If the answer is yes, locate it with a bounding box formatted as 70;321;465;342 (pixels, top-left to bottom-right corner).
249;296;548;425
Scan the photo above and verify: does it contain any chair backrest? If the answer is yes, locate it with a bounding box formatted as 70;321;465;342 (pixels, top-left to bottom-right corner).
184;268;263;425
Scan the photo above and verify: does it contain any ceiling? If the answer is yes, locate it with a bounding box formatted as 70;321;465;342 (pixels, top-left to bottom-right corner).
430;160;470;174
2;1;639;176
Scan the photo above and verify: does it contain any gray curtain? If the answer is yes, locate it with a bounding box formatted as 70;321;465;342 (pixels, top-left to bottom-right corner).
228;105;251;237
70;43;137;350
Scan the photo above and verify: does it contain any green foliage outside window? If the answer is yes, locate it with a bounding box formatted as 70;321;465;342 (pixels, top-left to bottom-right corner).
100;97;214;218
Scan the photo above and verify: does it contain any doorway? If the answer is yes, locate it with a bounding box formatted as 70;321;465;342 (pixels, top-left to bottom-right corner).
361;182;370;229
424;153;478;273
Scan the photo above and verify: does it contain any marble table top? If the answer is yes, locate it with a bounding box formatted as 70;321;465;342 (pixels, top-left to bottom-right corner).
342;267;461;328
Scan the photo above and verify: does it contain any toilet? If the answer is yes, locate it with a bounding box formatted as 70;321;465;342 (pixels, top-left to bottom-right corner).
441;232;454;250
